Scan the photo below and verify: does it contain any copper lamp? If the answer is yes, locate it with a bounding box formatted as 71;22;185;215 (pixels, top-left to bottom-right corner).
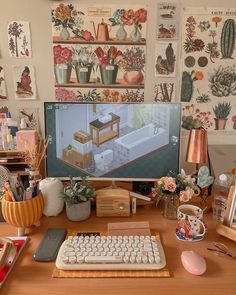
186;129;208;171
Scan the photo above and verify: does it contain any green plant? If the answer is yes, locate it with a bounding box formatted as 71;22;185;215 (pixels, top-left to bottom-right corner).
213;102;232;119
182;104;212;130
77;89;101;101
63;177;95;205
220;19;235;59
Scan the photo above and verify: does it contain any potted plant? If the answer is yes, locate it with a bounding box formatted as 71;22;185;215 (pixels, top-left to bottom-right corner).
53;45;73;84
63;177;95;221
213;102;232;130
72;46;95;84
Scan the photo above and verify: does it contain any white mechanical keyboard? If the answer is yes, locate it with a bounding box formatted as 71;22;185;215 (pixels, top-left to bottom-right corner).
56;234;166;270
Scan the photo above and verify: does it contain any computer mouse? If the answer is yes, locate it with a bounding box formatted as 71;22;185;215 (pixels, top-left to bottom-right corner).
181;250;207;275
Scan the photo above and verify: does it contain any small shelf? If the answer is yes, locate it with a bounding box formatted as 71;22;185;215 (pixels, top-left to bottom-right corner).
53;36;146;45
55;78;144;89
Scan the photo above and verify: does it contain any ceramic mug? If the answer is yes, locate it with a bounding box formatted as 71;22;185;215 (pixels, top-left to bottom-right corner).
176;204;207;242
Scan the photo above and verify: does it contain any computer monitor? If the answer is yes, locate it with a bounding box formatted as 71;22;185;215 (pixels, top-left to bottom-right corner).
44;102;181;180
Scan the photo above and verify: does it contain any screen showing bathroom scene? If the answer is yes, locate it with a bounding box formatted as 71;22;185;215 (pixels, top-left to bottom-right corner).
44;102;181;179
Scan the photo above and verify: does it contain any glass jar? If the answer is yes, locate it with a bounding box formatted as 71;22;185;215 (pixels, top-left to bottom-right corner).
162;193;179;220
29;169;42;189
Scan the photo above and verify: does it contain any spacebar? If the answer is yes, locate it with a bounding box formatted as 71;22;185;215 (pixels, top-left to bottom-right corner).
85;256;123;263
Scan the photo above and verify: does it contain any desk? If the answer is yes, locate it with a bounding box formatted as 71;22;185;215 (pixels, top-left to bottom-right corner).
1;207;236;295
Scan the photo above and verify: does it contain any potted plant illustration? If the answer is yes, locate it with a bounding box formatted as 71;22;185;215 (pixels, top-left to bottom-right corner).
53;45;72;84
51;3;85;40
121;47;145;85
63;177;95;221
72;46;95;84
213;102;232;130
95;46;123;85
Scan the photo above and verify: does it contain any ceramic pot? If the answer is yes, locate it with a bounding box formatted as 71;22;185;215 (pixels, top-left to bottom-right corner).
54;64;72;84
116;24;127;40
39;178;64;217
130;24;142;42
124;70;144;85
60;27;70;40
75;66;92;84
214;118;228;130
1;193;44;236
66;200;91;221
99;64;118;85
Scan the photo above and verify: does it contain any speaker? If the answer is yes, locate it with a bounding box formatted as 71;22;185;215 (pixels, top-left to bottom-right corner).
132;181;155;196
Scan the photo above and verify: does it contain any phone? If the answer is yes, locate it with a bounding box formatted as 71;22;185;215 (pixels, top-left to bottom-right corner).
0;237;16;268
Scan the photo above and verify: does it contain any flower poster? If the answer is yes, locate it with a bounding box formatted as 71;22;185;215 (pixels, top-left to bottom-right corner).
0;66;7;100
155;42;177;77
51;3;147;102
18;107;40;131
180;7;236;136
13;65;37;100
8;21;32;58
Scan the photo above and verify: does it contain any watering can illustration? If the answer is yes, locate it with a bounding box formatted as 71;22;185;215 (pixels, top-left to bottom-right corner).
91;19;111;41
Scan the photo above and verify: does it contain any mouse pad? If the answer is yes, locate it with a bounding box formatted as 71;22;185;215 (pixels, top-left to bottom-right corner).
52;230;170;278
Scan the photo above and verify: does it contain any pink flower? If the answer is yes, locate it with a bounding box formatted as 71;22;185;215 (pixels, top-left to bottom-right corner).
53;45;62;57
81;30;93;41
134;8;147;24
61;47;72;60
121;9;135;26
55;56;65;64
164;179;176;192
55;88;78;101
179;188;194;202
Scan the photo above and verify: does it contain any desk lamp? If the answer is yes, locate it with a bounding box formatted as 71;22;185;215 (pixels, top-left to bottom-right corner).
186;129;208;172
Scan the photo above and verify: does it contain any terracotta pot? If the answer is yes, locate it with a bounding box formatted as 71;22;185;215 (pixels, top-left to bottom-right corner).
123;70;144;85
1;193;44;236
214;118;227;130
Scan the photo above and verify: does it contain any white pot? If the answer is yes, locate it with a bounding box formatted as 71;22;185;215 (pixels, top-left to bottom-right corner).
66;200;91;221
39;178;64;216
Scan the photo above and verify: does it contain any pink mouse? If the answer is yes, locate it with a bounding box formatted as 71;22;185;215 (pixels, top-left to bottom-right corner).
181;251;207;275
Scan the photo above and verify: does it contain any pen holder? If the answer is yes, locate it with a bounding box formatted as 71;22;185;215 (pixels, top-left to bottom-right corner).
1;193;44;236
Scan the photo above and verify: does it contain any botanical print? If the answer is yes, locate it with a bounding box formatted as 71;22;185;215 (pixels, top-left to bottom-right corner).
0;66;7;100
8;21;32;58
155;42;177;77
18;107;40;131
52;3;147;102
157;2;179;39
13;65;37;100
154;82;175;102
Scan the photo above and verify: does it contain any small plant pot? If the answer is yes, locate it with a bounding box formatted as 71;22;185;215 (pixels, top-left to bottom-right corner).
66;200;91;221
99;65;118;85
54;64;72;84
1;193;44;236
214;118;228;130
75;66;92;84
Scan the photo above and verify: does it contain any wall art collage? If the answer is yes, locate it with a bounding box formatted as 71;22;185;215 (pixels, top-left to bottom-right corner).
181;7;236;133
52;3;147;103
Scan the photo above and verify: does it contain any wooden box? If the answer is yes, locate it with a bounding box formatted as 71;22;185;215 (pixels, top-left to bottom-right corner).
73;130;92;144
63;147;74;164
72;150;92;169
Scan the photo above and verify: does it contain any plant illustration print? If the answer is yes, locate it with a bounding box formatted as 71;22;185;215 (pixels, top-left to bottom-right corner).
198;20;210;32
180;70;204;102
8;21;32;58
220;19;236;59
184;16;205;53
205;30;220;63
0;67;7;100
154;83;175;102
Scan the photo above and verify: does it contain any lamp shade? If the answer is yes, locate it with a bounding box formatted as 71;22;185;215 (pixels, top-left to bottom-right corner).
186;129;208;164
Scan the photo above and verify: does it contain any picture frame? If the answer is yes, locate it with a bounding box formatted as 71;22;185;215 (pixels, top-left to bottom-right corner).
216;184;236;241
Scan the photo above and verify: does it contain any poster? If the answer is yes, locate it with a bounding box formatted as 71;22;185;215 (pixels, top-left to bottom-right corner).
18;107;40;131
8;21;32;58
13;65;37;100
181;8;236;135
0;66;7;100
154;82;175;102
51;3;147;102
155;42;177;77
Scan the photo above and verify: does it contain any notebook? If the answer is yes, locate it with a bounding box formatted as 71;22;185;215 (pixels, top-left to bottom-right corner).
0;236;29;288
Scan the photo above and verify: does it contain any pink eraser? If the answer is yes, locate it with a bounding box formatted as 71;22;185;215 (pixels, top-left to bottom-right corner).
181;251;207;275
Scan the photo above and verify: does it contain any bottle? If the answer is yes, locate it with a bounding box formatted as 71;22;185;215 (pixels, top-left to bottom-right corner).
212;173;235;223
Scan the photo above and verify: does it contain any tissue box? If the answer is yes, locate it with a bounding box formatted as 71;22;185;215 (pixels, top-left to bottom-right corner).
16;130;38;151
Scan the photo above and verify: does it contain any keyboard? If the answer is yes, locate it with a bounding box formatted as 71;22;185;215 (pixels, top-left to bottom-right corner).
56;234;166;270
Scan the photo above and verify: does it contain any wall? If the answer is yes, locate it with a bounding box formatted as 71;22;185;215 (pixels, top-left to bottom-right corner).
1;0;235;173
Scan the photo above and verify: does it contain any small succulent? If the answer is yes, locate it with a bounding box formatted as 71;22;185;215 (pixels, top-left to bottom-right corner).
213;102;232;119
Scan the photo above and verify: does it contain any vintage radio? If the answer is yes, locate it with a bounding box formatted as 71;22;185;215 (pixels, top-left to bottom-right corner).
96;188;130;217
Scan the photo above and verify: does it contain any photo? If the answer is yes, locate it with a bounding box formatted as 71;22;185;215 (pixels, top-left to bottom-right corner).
8;21;32;58
0;66;7;100
155;42;177;77
13;65;37;100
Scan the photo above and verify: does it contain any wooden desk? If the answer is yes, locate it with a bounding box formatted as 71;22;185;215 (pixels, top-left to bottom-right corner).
1;207;236;295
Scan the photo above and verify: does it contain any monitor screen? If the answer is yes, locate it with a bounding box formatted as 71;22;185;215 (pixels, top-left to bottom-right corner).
44;102;181;180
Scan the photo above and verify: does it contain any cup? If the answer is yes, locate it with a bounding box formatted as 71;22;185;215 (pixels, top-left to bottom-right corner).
176;204;207;242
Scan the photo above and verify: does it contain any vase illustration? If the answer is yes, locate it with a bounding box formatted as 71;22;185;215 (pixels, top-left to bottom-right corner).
214;118;228;130
54;64;72;84
116;24;127;40
99;65;118;85
124;70;144;85
60;27;70;40
130;24;142;42
75;66;92;84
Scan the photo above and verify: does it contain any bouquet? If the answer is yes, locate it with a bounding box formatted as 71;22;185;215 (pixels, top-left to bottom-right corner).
109;8;147;28
53;45;72;65
95;46;123;66
120;47;145;72
72;45;95;68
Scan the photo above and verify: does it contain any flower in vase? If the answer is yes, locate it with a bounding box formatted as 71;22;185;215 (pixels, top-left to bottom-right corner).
134;8;147;24
179;188;194;202
95;46;123;66
109;9;126;26
121;47;145;72
121;9;135;26
72;45;95;67
53;45;72;65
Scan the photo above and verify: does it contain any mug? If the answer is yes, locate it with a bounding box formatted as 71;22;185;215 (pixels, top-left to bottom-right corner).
176;204;207;242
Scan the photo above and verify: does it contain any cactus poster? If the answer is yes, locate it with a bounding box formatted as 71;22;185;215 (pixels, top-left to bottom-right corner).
51;3;147;102
180;7;236;136
155;42;177;77
0;66;7;100
7;21;32;58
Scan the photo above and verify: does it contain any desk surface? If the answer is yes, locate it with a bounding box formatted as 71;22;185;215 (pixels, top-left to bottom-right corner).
1;207;236;295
